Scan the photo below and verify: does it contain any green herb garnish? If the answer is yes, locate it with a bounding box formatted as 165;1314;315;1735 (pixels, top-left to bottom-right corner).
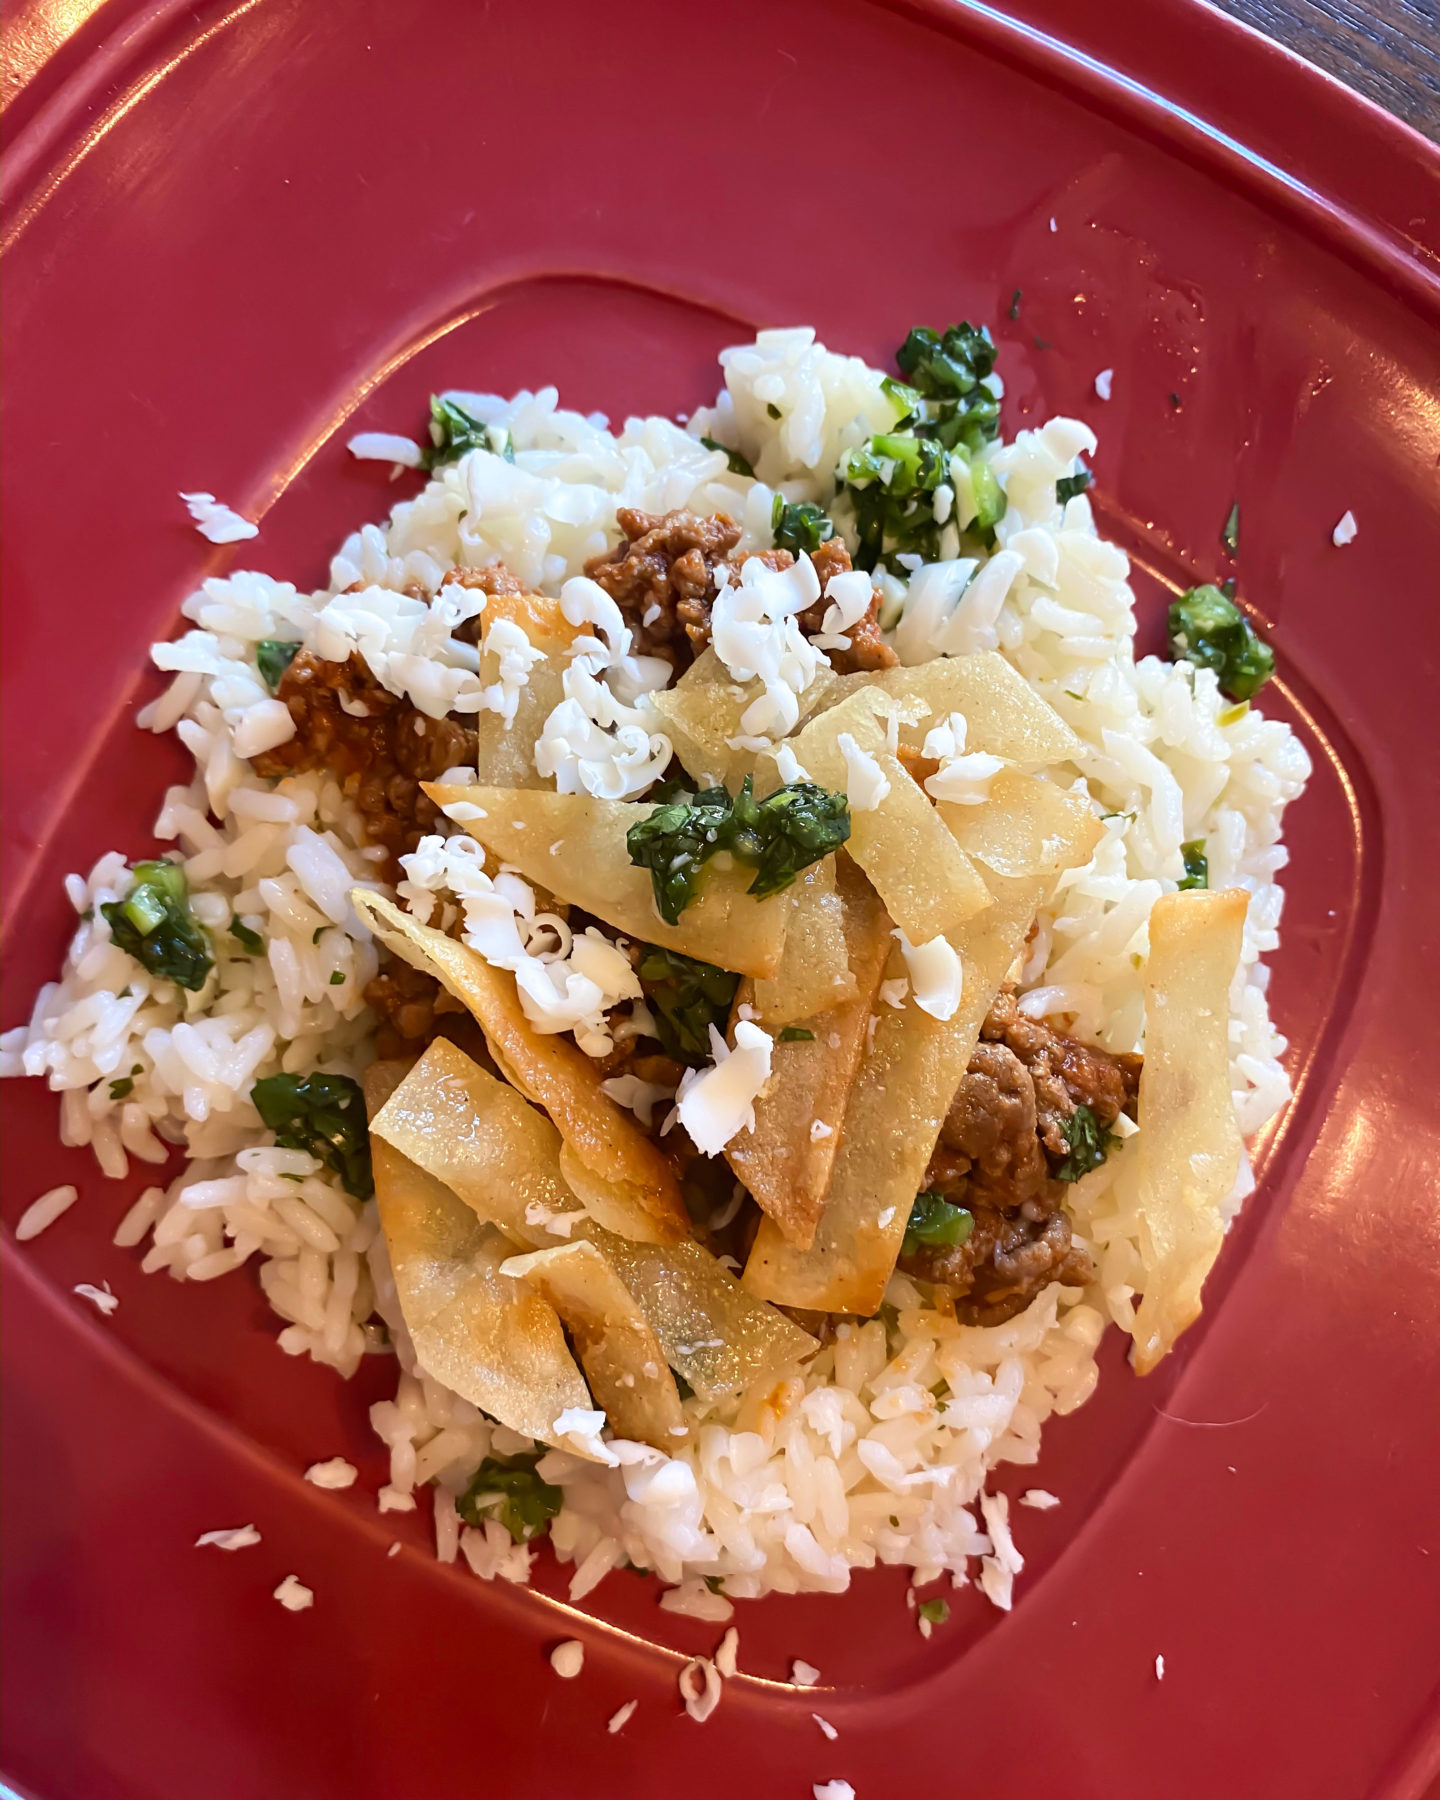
1167;584;1275;701
101;860;213;992
109;1077;134;1101
637;946;740;1064
838;321;1004;570
771;494;835;557
1053;1103;1119;1182
1008;288;1022;321
766;402;782;420
255;640;301;691
777;1026;815;1043
230;916;264;954
700;436;755;479
918;1597;950;1625
1178;840;1209;891
1221;500;1240;556
454;1454;562;1543
420;396;514;471
901;1191;975;1258
1056;468;1093;505
626;775;850;925
250;1071;372;1199
329;970;345;985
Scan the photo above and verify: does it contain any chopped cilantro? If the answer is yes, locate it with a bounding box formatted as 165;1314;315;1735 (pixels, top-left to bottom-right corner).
626;775;849;924
101;860;213;993
1064;690;1085;702
771;495;835;557
766;402;782;420
637;946;740;1065
250;1071;372;1199
700;436;755;479
901;1191;974;1258
918;1597;950;1626
329;970;345;985
1178;839;1209;891
777;1026;815;1043
455;1454;562;1543
1056;468;1093;505
313;927;325;944
420;396;513;470
255;640;301;691
108;1077;134;1101
230;916;264;955
1053;1104;1119;1182
1167;584;1275;701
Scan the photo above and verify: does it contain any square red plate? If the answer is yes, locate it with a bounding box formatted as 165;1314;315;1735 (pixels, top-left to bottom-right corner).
3;2;1439;1796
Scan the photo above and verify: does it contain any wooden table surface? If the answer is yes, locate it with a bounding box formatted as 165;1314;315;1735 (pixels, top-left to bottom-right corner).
1213;0;1439;141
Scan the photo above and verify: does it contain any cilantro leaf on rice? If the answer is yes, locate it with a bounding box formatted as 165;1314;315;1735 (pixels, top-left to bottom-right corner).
455;1454;563;1543
250;1072;373;1199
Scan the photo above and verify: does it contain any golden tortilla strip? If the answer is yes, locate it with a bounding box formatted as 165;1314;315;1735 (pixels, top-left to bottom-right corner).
1130;887;1247;1375
372;1038;816;1401
500;1241;687;1449
727;859;892;1249
354;889;687;1243
363;1066;592;1449
939;767;1103;878
742;873;1049;1315
648;647;838;791
420;786;790;979
791;692;992;943
748;854;856;1026
815;653;1083;766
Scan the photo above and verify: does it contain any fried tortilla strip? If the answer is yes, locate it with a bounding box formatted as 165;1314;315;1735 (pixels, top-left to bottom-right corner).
649;647;837;791
500;1241;687;1450
420;786;789;980
791;692;992;943
1130;887;1247;1375
940;767;1103;878
727;859;892;1249
372;1037;816;1401
743;873;1048;1315
748;855;855;1026
816;654;1083;765
467;591;582;788
362;1065;593;1449
353;889;687;1243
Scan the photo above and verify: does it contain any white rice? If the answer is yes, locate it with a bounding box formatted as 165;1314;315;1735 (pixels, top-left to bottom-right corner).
15;1183;79;1241
2;327;1310;1615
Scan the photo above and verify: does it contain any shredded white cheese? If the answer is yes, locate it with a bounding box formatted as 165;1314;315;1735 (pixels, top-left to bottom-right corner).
273;1574;314;1612
180;491;258;543
346;431;424;469
791;1659;821;1687
836;733;889;811
73;1281;118;1316
1332;510;1358;546
550;1640;585;1678
194;1525;261;1550
676;1022;774;1155
1094;368;1113;401
709;555;827;738
893;931;963;1021
305;1458;359;1490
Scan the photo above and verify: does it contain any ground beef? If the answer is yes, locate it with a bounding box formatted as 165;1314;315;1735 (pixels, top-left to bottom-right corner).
251;651;477;877
899;989;1141;1324
585;509;896;675
794;538;897;675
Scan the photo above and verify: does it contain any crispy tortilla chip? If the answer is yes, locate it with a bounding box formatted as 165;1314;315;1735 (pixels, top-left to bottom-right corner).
419;787;789;980
500;1241;687;1449
791;693;992;943
940;768;1103;878
372;1038;815;1400
749;854;855;1026
727;859;892;1249
1130;888;1247;1375
354;890;688;1243
649;647;837;791
363;1067;592;1448
817;654;1082;765
466;597;581;788
743;873;1048;1314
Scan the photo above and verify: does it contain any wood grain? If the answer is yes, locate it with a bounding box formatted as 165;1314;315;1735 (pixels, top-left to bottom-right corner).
1211;0;1440;142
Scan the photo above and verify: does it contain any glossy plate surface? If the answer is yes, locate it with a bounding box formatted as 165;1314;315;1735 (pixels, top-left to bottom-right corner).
2;2;1439;1796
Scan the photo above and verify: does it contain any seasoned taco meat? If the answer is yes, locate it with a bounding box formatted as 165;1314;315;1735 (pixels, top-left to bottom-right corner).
900;989;1140;1324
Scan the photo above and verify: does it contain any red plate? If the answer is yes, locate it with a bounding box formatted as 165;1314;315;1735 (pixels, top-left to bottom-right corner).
3;2;1439;1795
